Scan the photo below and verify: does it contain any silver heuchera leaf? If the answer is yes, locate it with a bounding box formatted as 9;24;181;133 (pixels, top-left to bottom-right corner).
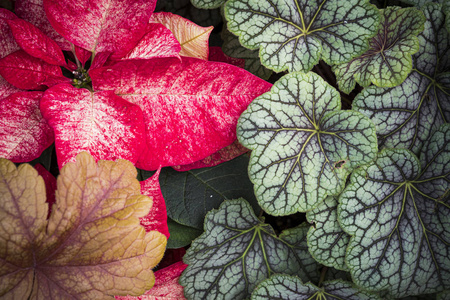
251;275;381;299
338;124;450;297
180;199;320;300
224;0;380;73
353;3;450;155
237;72;377;215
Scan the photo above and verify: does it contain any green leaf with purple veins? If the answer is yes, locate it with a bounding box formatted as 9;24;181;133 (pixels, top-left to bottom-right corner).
353;3;450;155
224;0;380;73
237;72;377;215
334;7;425;94
179;199;320;300
251;275;381;300
306;196;350;271
338;124;450;297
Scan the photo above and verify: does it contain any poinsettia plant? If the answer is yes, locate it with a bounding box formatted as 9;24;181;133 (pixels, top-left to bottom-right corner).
0;0;449;299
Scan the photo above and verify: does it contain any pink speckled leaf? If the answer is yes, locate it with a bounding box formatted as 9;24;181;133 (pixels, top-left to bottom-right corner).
74;45;91;66
0;91;54;162
172;140;248;171
209;46;245;68
0;50;66;90
40;84;146;168
0;76;21;99
139;168;170;239
0;8;20;58
90;51;110;70
44;0;157;59
34;163;56;217
15;0;70;50
121;23;181;60
151;12;213;60
115;261;188;300
90;57;272;170
7;18;66;66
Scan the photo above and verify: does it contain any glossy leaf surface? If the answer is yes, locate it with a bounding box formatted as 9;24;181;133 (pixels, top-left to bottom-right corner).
251;275;380;300
44;0;157;58
0;50;66;90
40;84;146;168
151;12;213;60
180;199;320;300
160;154;258;229
0;91;54;162
353;3;450;155
225;0;380;72
238;72;377;215
90;57;272;170
338;125;450;297
334;7;425;93
306;196;350;271
0;152;167;299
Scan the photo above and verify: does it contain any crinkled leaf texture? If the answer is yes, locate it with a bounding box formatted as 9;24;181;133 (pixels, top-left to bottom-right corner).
225;0;380;73
238;72;378;215
115;261;187;300
353;2;450;155
40;84;146;168
180;199;320;300
90;56;272;170
190;0;225;9
338;124;450;297
0;152;167;299
44;0;157;58
0;91;54;162
251;275;381;300
151;12;213;60
334;7;425;94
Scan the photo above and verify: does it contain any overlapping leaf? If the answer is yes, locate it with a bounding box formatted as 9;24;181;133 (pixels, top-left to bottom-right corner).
238;72;377;215
221;28;273;80
40;84;146;168
89;56;272;170
353;3;450;155
0;8;19;58
251;275;381;300
224;0;380;73
338;124;450;297
166;218;202;248
159;154;258;230
151;12;213;60
0;152;167;299
0;91;54;162
190;0;225;9
180;199;320;300
334;7;425;94
306;196;350;271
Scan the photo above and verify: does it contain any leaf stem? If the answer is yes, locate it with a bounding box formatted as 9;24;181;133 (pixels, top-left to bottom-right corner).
318;266;328;287
71;43;81;69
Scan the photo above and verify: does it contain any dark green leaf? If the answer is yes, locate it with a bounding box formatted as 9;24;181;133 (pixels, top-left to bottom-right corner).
224;0;380;73
167;218;202;249
190;0;225;9
306;196;350;271
237;72;378;215
334;7;425;93
159;155;259;229
338;124;450;297
353;3;450;155
180;199;320;300
251;275;381;299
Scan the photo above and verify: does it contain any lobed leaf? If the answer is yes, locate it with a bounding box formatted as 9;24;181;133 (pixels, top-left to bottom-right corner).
353;2;450;155
338;124;450;297
180;199;320;300
334;7;425;93
0;152;167;299
251;275;381;299
238;72;378;215
43;0;157;58
0;91;54;162
90;56;272;170
151;12;213;60
40;84;146;168
306;196;350;271
224;0;380;73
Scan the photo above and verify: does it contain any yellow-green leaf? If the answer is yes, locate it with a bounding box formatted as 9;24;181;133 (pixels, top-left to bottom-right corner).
0;152;167;299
